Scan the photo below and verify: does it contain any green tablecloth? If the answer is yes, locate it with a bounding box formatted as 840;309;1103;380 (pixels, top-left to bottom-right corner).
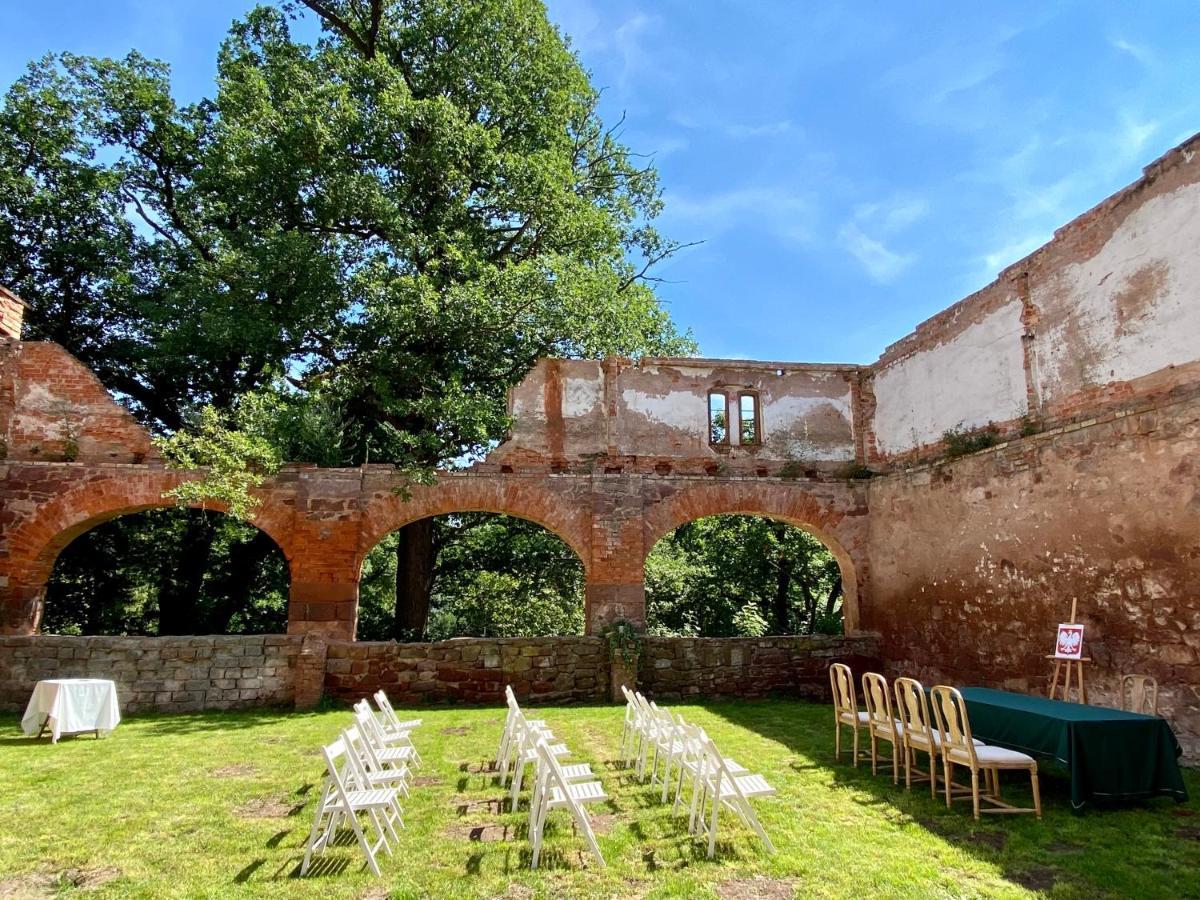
960;687;1189;811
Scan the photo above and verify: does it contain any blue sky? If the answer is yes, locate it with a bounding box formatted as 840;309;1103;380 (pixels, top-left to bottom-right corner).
3;2;1199;364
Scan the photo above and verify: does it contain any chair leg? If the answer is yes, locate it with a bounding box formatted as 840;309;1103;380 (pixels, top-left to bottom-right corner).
942;757;953;809
970;769;981;821
852;726;859;767
869;732;878;776
929;749;938;800
891;739;899;785
903;742;912;789
834;718;841;761
991;768;1001;801
1030;767;1042;820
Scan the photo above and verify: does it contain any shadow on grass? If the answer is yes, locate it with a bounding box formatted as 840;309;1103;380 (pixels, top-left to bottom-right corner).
704;697;1198;899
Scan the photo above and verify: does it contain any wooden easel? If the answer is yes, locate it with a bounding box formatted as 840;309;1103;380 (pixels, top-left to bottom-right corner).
1046;599;1090;704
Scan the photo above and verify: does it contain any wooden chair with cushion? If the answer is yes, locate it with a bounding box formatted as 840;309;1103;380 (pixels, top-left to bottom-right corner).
930;685;1042;820
862;672;902;784
894;676;984;800
829;662;868;765
1120;674;1158;715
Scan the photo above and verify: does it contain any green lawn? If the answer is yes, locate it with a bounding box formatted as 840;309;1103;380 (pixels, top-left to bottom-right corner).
0;699;1197;899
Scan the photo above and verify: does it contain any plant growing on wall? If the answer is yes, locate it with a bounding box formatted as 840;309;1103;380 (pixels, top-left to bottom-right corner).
599;618;644;668
942;422;1000;459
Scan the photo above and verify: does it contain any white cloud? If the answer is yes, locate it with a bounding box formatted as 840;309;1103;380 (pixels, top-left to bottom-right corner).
838;223;914;283
853;195;929;233
662;186;817;243
981;233;1047;274
1110;37;1155;68
723;120;794;139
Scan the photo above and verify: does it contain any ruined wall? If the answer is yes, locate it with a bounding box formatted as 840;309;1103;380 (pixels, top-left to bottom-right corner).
494;357;862;475
0;634;304;713
864;388;1200;757
867;134;1200;462
0;340;157;464
322;636;608;705
641;633;880;701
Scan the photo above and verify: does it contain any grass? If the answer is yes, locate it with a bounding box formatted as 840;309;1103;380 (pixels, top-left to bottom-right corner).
0;699;1197;899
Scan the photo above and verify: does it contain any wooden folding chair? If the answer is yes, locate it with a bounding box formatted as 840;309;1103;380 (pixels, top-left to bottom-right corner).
529;739;607;869
862;672;902;784
1120;674;1158;715
830;662;868;765
930;685;1042;820
300;736;402;877
691;736;776;859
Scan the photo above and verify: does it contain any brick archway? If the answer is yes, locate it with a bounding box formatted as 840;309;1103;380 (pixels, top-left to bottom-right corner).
641;481;865;632
352;476;592;575
0;469;296;634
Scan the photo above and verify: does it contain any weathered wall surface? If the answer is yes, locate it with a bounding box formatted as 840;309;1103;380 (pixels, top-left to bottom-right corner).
0;340;157;464
0;634;304;714
322;636;608;705
864;388;1200;758
495;356;862;474
869;296;1028;458
641;633;880;701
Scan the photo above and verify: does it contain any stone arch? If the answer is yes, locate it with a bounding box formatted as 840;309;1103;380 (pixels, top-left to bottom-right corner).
641;481;864;633
352;475;592;575
0;468;295;634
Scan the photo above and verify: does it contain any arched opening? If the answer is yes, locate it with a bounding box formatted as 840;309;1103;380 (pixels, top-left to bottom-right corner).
357;512;586;641
644;514;846;637
43;508;289;636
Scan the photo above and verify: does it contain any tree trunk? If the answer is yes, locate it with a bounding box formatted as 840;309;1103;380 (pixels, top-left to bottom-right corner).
772;555;793;633
394;518;437;640
157;511;218;635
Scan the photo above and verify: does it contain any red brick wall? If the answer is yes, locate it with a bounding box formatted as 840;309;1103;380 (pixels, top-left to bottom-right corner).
864;387;1200;758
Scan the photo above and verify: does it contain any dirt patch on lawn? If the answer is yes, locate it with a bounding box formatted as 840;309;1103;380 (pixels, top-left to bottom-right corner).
589;813;619;835
212;763;256;777
454;797;506;816
0;866;121;897
411;775;443;787
716;876;794;899
441;726;471;736
1011;867;1058;892
964;830;1007;851
445;823;516;843
234;796;296;819
458;760;493;774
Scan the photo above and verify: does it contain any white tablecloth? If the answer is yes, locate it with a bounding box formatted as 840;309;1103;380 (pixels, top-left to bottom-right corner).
20;679;121;743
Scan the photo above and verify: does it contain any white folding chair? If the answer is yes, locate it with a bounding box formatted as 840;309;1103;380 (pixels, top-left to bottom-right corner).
670;720;748;819
300;736;402;877
344;723;411;799
618;684;639;763
354;708;417;769
691;736;776;859
370;691;423;765
634;696;670;781
496;686;549;775
528;739;607;870
502;708;574;808
354;699;420;764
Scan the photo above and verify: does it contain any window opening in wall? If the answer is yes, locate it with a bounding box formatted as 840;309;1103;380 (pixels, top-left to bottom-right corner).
739;393;759;445
708;392;728;444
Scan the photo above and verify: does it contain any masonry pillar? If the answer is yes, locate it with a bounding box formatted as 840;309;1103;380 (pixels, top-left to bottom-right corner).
284;468;364;641
584;474;647;633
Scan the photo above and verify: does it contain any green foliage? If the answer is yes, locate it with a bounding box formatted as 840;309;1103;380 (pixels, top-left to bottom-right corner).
154;404;282;519
942;422;1000;458
43;508;287;636
599;618;644;667
732;602;769;637
837;462;874;480
645;515;843;637
1020;415;1042;437
357;513;584;640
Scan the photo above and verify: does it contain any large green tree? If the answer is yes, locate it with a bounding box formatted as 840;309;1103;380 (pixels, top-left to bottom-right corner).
645;515;844;637
0;0;692;636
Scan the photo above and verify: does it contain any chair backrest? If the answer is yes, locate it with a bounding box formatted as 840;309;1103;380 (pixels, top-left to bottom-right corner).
373;690;399;726
321;736;357;802
830;662;857;714
862;672;898;737
893;676;934;744
930;685;977;765
1121;674;1158;715
355;706;390;749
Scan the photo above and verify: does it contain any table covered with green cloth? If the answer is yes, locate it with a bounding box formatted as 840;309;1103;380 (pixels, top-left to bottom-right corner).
959;687;1189;811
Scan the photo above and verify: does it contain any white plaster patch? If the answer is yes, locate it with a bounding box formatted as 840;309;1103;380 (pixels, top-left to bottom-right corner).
562;377;602;419
761;392;855;460
620;388;705;436
1035;181;1200;401
872;301;1028;455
